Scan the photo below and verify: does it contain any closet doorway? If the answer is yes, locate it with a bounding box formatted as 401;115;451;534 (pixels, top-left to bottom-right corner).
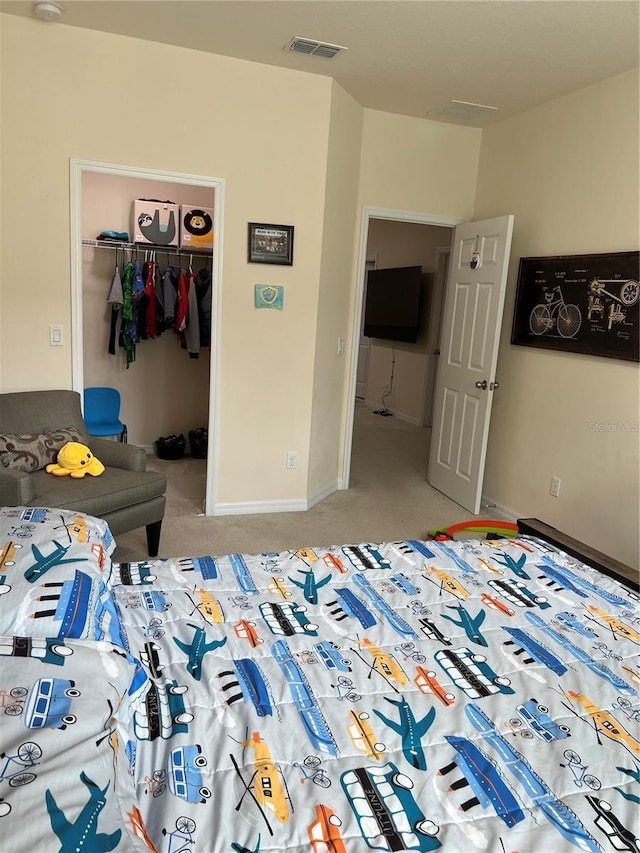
70;160;224;516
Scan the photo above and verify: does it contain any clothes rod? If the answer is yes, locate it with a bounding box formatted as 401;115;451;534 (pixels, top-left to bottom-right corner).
81;239;212;257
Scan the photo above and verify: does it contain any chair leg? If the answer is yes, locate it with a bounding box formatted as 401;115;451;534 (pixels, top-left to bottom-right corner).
146;520;162;557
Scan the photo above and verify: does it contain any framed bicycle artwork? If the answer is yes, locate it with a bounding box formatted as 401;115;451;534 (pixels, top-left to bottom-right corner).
511;251;639;362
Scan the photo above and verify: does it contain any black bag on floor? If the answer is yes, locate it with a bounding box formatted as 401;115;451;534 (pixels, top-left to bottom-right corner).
155;433;186;460
189;428;208;459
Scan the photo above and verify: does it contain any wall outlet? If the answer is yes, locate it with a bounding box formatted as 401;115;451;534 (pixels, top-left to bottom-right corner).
286;451;297;470
337;337;345;355
550;476;561;497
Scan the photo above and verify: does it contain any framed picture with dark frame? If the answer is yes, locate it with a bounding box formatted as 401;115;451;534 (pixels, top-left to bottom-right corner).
247;222;294;266
511;251;639;362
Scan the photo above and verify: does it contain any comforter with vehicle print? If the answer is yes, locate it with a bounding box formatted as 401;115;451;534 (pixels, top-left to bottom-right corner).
0;506;638;853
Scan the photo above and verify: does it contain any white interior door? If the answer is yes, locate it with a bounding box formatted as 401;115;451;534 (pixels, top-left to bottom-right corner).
428;214;514;513
356;259;376;399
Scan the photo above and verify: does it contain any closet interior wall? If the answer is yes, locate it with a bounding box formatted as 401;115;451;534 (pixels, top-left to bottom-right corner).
81;172;213;450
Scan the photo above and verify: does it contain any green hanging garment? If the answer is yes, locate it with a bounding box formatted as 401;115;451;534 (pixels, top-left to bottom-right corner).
121;260;136;368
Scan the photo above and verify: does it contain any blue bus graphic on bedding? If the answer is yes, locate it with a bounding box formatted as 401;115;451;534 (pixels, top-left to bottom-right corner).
23;678;80;730
167;745;211;803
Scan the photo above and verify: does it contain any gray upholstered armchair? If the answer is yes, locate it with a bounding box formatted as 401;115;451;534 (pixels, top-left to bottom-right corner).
0;390;167;556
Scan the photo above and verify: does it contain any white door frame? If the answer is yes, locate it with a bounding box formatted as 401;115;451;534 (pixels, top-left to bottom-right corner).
421;245;452;428
355;257;377;400
341;206;464;488
69;159;225;516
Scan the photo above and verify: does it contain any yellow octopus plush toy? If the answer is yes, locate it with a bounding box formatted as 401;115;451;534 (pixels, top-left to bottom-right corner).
46;442;105;478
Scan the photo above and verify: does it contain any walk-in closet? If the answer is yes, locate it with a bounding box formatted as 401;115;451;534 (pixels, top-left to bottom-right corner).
81;171;215;508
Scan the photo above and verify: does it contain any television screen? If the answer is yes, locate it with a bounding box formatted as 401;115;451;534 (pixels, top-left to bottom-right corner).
364;265;422;343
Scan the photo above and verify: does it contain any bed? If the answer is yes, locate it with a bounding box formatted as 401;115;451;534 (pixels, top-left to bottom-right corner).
1;506;638;853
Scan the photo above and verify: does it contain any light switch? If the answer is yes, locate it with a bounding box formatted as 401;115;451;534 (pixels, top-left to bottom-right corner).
49;324;63;346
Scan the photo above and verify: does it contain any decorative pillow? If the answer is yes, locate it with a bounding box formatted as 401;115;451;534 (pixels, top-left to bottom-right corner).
0;429;84;473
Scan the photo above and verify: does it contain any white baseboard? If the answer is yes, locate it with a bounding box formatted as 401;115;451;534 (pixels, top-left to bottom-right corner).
213;479;341;517
307;480;340;509
213;498;308;517
480;494;523;524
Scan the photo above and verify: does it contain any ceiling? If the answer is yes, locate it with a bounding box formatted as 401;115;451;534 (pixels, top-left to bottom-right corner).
2;0;639;126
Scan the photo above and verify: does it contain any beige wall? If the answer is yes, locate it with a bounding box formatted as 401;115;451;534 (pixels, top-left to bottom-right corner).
364;220;452;422
474;69;640;568
0;15;332;509
358;110;482;217
308;82;363;499
0;15;486;513
82;172;213;447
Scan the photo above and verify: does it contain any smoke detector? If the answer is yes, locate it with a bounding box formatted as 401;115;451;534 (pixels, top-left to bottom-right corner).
33;1;63;21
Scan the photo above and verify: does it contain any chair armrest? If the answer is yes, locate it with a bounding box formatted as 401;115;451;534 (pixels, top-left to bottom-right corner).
88;438;147;472
0;468;36;505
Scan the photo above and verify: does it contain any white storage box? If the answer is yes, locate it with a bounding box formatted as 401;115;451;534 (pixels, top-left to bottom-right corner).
132;199;179;246
180;205;214;250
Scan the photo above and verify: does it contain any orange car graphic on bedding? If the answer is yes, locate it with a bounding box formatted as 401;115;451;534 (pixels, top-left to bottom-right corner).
308;804;347;853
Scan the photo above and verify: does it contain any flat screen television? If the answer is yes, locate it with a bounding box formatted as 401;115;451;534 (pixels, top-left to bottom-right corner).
364;265;422;343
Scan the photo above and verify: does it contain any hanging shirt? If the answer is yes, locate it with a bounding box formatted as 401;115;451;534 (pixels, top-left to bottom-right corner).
175;269;189;334
184;271;200;358
195;267;212;349
144;259;157;338
121;261;137;368
107;266;123;356
162;266;178;329
154;263;165;333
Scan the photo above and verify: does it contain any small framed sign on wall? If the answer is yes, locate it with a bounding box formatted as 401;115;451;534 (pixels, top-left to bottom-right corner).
511;251;639;362
248;223;294;266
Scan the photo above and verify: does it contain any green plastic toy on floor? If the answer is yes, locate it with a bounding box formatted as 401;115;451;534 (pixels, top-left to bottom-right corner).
427;519;519;541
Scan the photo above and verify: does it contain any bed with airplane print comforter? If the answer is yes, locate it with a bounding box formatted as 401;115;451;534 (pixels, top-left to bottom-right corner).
0;507;638;853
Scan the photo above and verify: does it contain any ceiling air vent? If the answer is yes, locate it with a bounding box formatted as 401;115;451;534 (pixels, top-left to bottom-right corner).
426;100;499;122
285;36;348;61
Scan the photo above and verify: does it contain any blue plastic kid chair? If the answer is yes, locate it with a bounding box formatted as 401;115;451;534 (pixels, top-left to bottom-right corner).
83;387;127;442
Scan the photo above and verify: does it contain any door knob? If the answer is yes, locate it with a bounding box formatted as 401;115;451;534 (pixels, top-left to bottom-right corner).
490;381;500;390
475;380;488;390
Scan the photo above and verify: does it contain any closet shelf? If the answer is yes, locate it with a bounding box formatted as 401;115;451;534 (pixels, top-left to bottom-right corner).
82;239;212;257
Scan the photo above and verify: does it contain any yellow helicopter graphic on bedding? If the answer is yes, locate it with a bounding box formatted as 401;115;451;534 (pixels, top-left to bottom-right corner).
242;731;291;823
585;605;640;644
423;567;470;601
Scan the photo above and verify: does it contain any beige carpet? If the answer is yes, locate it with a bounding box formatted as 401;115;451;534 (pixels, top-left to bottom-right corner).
112;401;490;562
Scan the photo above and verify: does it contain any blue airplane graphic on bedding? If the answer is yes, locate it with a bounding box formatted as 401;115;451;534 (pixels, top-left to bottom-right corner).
173;623;227;681
441;604;488;647
288;567;331;605
46;772;121;852
373;695;435;771
492;551;529;579
24;541;86;583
